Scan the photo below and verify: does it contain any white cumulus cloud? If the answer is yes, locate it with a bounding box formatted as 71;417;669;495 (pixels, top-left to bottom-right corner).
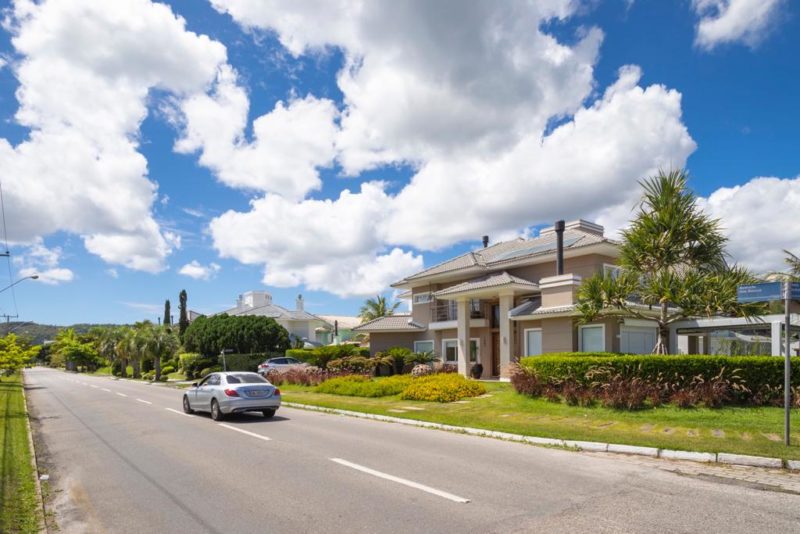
0;0;226;272
13;238;74;285
175;66;339;200
178;260;221;280
201;1;699;296
699;176;800;273
692;0;784;50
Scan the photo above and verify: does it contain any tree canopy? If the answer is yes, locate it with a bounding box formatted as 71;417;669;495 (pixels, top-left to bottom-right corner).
0;334;40;375
359;295;401;323
577;169;760;354
182;314;290;357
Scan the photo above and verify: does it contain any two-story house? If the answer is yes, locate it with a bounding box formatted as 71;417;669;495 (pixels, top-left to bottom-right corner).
354;220;656;378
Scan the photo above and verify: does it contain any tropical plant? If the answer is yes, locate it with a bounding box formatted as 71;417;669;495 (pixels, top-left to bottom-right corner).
783;250;800;281
145;326;180;381
0;334;40;376
576;169;762;353
359;295;400;323
51;329;100;371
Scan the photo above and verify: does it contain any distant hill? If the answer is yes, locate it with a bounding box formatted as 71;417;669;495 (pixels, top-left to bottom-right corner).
7;322;122;345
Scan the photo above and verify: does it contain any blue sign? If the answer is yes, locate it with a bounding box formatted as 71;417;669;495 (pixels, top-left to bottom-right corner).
737;282;784;303
791;282;800;300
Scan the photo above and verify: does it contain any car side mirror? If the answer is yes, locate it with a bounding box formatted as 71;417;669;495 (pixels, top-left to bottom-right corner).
192;382;198;388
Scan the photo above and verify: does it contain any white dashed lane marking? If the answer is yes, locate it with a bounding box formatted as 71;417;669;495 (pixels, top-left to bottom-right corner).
218;423;271;442
165;407;192;417
329;458;470;504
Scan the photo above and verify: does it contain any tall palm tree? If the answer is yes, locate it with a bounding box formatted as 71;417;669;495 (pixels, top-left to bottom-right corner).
95;327;125;377
359;295;401;323
146;326;180;381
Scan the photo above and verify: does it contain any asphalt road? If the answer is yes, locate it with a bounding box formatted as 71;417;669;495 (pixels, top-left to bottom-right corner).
24;368;800;533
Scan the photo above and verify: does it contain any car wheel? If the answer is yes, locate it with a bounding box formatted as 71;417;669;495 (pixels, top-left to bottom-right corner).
262;409;276;419
211;399;224;421
183;395;194;414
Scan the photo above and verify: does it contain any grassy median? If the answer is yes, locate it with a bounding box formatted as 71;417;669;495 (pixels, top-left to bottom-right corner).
0;373;40;533
283;381;800;460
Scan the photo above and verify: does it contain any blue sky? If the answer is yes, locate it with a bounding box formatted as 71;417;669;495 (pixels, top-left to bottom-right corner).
0;0;798;326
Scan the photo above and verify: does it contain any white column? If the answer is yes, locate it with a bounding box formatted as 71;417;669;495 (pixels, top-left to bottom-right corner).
772;321;783;356
499;293;513;377
456;298;470;376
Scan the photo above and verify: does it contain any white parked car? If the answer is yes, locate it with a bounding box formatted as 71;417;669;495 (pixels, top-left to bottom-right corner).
257;357;307;376
182;372;281;421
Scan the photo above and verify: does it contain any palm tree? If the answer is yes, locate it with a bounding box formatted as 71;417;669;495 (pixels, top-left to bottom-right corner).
359;295;401;323
577;168;761;354
95;327;126;377
783;250;800;280
146;326;179;381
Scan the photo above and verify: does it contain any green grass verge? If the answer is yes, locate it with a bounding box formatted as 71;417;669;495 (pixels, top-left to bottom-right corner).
282;381;800;460
0;374;40;533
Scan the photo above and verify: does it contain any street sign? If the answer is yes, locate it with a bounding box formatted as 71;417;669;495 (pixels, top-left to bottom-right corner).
788;282;800;300
737;282;783;303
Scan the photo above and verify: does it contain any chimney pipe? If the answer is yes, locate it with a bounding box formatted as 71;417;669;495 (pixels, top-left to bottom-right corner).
482;235;489;248
555;220;565;275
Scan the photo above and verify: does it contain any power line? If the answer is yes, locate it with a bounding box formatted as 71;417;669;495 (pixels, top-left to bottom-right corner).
0;181;18;318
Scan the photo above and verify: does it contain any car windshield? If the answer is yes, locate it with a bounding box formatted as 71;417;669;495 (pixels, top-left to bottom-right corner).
226;373;268;384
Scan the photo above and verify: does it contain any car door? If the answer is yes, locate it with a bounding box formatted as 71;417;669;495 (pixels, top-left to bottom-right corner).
188;375;208;408
195;374;216;409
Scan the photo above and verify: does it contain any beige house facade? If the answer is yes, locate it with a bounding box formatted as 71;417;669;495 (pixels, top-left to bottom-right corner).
354;220;655;378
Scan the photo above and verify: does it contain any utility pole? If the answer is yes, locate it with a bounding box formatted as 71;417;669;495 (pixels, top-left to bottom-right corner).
0;314;18;335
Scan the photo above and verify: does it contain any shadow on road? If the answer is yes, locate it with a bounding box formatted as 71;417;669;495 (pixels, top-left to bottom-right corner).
188;411;290;424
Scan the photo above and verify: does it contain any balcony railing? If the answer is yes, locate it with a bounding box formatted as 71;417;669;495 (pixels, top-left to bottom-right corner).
431;300;485;322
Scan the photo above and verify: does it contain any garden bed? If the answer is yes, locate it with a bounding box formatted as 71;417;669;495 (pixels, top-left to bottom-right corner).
281;382;800;460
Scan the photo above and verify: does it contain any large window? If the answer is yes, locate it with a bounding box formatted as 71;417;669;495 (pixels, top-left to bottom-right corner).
442;339;479;363
524;329;542;356
414;340;434;354
413;292;433;305
579;325;605;352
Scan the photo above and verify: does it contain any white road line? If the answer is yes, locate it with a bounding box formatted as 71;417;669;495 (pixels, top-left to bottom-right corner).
218;423;271;442
136;399;152;405
116;392;128;397
101;388;111;392
165;407;192;417
329;458;470;504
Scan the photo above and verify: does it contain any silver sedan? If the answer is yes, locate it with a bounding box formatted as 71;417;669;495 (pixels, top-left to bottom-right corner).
182;372;281;421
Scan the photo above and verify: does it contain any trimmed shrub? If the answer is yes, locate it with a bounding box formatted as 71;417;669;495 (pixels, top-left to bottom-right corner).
327;356;377;374
400;374;486;403
515;354;800;408
224;353;275;372
316;375;413;397
287;345;370;369
142;370;155;380
111;360;124;377
179;353;201;372
161;365;175;375
198;365;222;378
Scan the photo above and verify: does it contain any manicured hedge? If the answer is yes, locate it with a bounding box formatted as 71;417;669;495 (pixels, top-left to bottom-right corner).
286;346;369;368
316;375;413;397
519;354;800;390
223;353;277;372
400;374;487;403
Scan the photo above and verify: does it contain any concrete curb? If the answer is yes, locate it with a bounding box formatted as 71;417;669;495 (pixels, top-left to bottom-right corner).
283;401;794;471
20;372;47;533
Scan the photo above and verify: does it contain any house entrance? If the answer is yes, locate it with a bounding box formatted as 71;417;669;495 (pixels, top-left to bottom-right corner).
491;332;500;376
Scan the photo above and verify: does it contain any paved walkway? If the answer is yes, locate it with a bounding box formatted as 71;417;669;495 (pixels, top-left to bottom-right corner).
602;452;800;494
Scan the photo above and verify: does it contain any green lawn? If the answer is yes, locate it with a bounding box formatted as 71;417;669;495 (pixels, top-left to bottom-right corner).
0;374;40;533
283;381;800;460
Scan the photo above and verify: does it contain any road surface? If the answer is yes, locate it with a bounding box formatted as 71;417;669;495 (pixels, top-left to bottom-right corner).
24;368;800;533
